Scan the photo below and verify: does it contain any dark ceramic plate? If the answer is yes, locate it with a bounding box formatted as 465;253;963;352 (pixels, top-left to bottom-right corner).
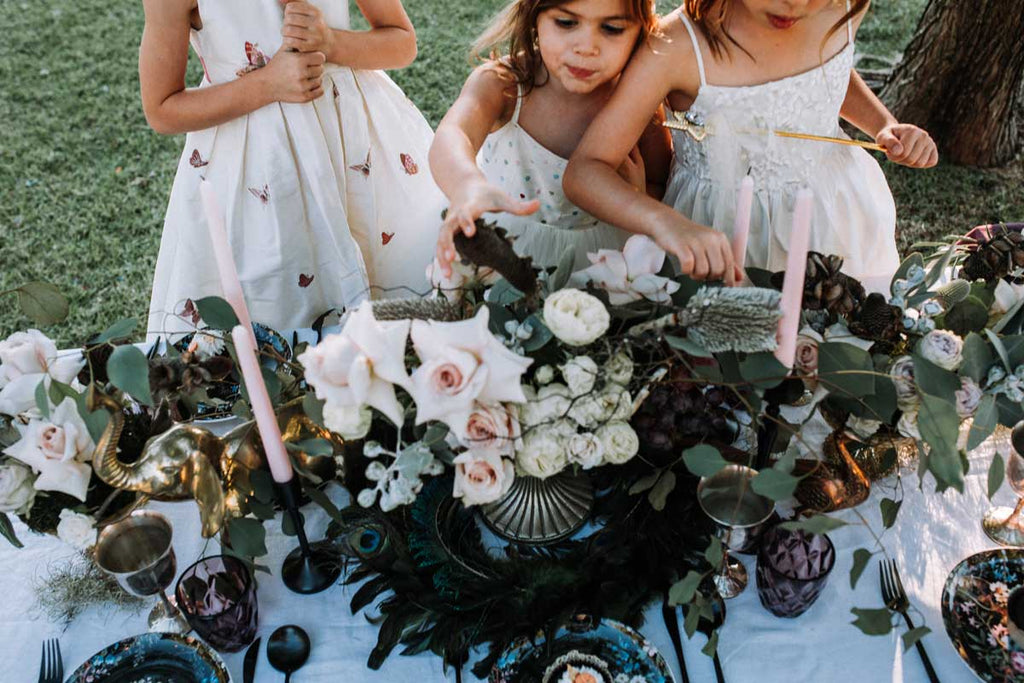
942;549;1024;682
491;616;674;683
66;632;230;683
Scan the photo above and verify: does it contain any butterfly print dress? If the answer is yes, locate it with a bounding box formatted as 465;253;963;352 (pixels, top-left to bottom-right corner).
147;0;445;339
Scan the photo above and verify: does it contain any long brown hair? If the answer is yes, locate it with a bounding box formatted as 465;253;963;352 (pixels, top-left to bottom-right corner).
473;0;658;94
683;0;869;59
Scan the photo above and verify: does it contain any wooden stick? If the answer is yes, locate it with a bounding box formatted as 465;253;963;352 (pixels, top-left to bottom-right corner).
662;119;886;153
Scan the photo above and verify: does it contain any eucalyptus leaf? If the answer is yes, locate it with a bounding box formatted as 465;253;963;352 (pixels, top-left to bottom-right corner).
107;345;154;405
780;515;848;535
880;498;902;529
286;438;335;457
682;444;729;478
986;329;1012;372
668;570;704;606
665;335;714;359
550;246;576;292
648;470;677;511
701;630;719;658
918;394;964;492
303;392;326;428
488;279;525;306
92;317;138;344
944;296;990;336
226;517;268;557
74;393;110;444
738;352;787;389
0;513;22;549
960;333;993;383
902;626;932;652
850;548;872;590
247;499;276;521
196;296;240;331
704;536;723;568
910;355;960;401
968;395;999;452
629;472;660;496
751;468;800;502
818;342;875;397
993;294;1024;335
304;485;346;524
989;451;1006;500
521;314;553;352
34;380;50;420
249;468;275;504
15;281;68;326
850;607;894;636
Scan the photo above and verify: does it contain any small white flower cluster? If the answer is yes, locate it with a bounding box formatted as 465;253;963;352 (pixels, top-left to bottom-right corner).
356;442;444;512
986;365;1024;403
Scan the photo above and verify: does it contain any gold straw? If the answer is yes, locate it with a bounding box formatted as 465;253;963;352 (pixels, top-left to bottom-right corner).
662;118;887;153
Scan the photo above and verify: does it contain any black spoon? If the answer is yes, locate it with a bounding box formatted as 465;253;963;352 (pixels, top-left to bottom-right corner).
267;625;311;683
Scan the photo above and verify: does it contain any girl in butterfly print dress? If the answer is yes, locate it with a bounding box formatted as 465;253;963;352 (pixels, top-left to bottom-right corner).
143;0;445;339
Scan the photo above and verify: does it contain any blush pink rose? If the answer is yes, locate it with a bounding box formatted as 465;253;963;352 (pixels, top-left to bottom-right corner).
452;450;514;506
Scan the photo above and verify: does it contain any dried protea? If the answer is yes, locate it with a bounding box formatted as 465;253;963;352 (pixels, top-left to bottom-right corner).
772;252;866;319
452;218;538;296
960;228;1024;283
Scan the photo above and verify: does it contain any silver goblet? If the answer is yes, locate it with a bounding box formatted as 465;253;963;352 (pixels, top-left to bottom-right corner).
95;510;189;632
983;422;1024;547
698;465;775;599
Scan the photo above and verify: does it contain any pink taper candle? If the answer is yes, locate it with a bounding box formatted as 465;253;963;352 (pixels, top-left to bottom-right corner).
200;180;255;341
731;176;754;268
774;189;813;368
231;325;293;483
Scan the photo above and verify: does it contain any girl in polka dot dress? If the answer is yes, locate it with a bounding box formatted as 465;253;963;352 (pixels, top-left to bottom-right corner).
429;0;667;275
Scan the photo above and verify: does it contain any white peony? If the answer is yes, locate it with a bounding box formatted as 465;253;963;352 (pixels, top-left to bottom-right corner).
955;377;984;419
567;432;604;469
889;356;919;411
0;461;37;514
322;403;373;440
452;450;514;506
595;422;640;464
569;235;681;305
543;289;610;347
56;509;96;551
515;423;572;479
561;356;599;397
519;384;572;427
605;352;634;386
0;329;84;417
568;384;632;429
918;330;964;371
3;398;94;501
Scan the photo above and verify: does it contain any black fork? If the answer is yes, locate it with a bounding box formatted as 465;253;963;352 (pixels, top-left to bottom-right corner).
879;559;940;683
38;639;62;683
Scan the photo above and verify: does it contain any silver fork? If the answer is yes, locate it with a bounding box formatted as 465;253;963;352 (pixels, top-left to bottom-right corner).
879;559;940;683
38;639;62;683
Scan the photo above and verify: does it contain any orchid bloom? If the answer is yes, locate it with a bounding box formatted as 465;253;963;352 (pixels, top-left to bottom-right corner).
570;235;680;305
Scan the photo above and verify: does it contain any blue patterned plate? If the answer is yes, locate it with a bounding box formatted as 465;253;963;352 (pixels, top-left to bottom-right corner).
66;632;230;683
491;615;674;683
942;549;1024;683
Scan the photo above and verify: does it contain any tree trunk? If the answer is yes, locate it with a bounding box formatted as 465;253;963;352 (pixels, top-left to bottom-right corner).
880;0;1024;167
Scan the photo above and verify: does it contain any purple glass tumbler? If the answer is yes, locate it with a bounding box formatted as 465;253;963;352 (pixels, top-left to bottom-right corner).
175;555;258;652
755;525;835;618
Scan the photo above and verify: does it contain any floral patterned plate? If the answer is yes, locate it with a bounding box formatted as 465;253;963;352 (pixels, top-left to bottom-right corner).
66;632;230;683
490;615;674;683
942;549;1024;682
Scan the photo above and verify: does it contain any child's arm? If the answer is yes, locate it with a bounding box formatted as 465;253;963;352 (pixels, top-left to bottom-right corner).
280;0;417;70
428;65;540;277
840;70;938;168
564;25;740;284
140;0;327;135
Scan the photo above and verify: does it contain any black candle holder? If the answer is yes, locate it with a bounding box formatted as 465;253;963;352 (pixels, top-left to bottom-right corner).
277;477;340;594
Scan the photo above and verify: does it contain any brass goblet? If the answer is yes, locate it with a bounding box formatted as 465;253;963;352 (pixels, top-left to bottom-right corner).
698;465;775;599
983;422;1024;547
95;510;189;632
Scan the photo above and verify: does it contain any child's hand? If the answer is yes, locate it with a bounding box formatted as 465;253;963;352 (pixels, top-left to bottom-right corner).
262;49;326;103
436;181;540;277
876;123;938;168
655;221;743;286
279;0;335;55
616;145;646;195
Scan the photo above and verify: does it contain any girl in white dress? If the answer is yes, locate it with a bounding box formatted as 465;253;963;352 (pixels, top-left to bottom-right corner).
566;0;938;289
143;0;444;339
429;0;667;276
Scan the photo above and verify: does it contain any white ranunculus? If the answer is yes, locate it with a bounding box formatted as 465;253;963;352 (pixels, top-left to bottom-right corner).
567;432;604;469
897;411;921;441
605;352;634;386
186;330;226;360
452;450;514;506
543;289;610;347
918;330;964;371
889;356;919;411
0;461;36;514
3;398;94;501
955;377;984;419
0;329;84;417
534;365;555;385
561;356;599;397
515;423;571;479
568;384;632;429
569;235;681;305
56;509;96;551
519;384;572;427
453;402;520;456
595;421;640;465
323;403;373;440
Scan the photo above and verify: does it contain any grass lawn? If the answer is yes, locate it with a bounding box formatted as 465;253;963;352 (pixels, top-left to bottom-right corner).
1;0;1021;345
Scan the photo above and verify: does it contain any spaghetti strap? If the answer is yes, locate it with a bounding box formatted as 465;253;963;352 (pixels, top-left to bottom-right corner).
678;13;707;88
511;83;525;124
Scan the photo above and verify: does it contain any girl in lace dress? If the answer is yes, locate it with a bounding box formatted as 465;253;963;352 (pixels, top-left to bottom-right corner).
565;0;938;290
429;0;672;276
143;0;444;339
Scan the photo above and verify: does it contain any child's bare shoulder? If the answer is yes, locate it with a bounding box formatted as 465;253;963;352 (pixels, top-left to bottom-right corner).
643;10;701;62
459;61;520;126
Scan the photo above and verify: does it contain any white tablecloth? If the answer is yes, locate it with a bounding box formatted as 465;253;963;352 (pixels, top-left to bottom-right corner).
1;439;1007;682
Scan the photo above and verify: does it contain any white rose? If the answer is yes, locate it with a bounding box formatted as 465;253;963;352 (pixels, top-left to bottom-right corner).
515;423;571;479
323;403;372;440
426;256;499;303
561;356;599;397
520;384;572;427
845;415;882;441
567;432;604;470
0;329;84;417
569;384;632;429
453;402;520;456
596;421;640;465
0;461;36;514
452;450;514;506
897;411;921;440
955;377;984;418
56;509;96;551
918;330;964;371
606;352;634;386
543;289;610;347
2;398;94;501
889;356;919;411
535;365;555;385
992;280;1024;318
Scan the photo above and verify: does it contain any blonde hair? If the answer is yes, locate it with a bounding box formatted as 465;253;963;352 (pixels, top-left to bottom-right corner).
473;0;658;94
682;0;868;58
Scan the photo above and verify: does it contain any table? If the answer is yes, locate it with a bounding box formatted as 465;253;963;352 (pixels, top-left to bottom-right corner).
0;438;1007;682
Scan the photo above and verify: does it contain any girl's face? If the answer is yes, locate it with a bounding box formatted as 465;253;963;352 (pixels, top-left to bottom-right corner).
735;0;836;30
535;0;642;94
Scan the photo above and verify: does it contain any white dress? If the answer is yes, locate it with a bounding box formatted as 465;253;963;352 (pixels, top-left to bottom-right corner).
477;86;629;270
147;0;444;339
663;11;898;291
